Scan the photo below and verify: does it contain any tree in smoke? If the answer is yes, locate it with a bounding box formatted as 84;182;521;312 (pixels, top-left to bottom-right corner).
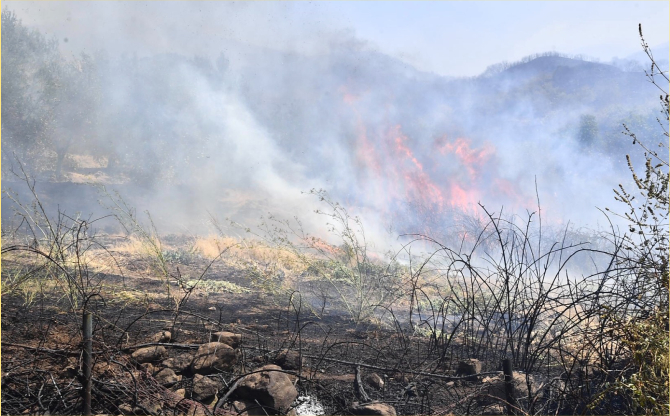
1;9;103;177
1;9;60;170
48;53;102;176
578;114;599;147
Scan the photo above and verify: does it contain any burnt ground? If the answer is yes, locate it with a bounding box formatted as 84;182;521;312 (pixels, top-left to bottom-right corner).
2;225;621;416
0;241;529;416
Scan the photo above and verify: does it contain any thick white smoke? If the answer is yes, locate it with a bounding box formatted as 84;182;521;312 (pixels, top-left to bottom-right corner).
2;2;666;253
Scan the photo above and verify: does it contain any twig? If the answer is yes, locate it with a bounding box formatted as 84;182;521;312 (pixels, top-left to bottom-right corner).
354;365;371;403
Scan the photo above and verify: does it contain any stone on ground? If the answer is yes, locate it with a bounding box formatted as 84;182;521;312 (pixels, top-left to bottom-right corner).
139;362;156;374
456;358;483;382
150;330;172;343
192;374;220;402
365;373;385;390
191;342;237;374
227;399;273;416
234;364;298;413
154;367;181;387
163;353;193;373
117;403;133;415
480;371;538;405
131;346;168;363
273;349;303;370
348;402;397;415
210;331;242;348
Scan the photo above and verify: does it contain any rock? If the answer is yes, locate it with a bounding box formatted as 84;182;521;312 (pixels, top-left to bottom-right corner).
210;331;242;348
139;362;156;374
192;374;220;402
163;353;193;373
190;404;212;416
481;404;506;415
202;394;218;407
234;364;298;412
230;399;269;416
177;329;196;340
137;400;162;415
480;372;538;405
154;368;181;387
273;349;303;370
512;372;538;398
181;401;210;416
392;372;411;384
191;342;237;374
456;358;482;382
365;373;385;390
174;388;186;398
131;346;168;364
348;402;397;415
151;330;171;343
117;404;133;415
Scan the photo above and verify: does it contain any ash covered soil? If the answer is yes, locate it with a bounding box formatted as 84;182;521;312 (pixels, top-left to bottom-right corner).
1;233;553;416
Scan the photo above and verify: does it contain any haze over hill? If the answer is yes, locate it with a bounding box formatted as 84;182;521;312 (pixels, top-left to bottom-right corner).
2;7;666;250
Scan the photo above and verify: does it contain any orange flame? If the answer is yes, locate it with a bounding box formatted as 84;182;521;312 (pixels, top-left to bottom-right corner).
339;85;532;237
390;125;445;209
438;137;494;179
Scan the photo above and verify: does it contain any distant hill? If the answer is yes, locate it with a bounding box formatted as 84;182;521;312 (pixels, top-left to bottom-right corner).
469;54;656;119
504;55;618;77
625;42;669;67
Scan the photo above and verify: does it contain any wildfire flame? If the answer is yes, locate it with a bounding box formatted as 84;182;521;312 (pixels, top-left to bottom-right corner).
341;86;532;237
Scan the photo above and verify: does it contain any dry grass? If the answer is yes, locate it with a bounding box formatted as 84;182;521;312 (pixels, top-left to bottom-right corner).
111;236;150;257
64;154;108;169
62;171;125;184
194;235;311;286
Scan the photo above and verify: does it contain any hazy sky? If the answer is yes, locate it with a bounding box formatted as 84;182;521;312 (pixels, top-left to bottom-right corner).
5;1;669;77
